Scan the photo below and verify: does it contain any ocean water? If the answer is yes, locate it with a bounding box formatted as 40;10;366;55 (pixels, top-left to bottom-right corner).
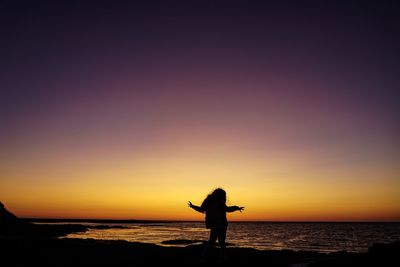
63;222;400;253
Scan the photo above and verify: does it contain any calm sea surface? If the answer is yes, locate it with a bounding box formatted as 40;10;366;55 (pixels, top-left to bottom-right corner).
61;222;400;253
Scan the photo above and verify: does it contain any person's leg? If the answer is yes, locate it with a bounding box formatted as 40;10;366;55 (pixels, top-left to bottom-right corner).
217;227;227;262
217;227;226;247
201;228;218;261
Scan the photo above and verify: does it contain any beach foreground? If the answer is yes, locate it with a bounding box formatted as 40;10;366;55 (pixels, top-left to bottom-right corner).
1;224;399;267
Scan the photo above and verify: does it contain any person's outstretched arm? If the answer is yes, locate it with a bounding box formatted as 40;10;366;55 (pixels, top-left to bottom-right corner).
188;201;205;213
226;205;245;213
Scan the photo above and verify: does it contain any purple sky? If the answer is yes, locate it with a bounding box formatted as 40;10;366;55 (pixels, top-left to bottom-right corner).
2;1;399;161
0;1;399;220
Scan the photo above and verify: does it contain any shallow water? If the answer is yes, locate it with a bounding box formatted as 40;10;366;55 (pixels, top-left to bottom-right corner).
61;222;400;253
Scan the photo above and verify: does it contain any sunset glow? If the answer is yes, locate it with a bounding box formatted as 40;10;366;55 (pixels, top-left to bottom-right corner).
1;2;399;221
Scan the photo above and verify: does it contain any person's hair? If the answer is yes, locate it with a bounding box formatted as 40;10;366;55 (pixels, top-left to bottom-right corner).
202;188;227;206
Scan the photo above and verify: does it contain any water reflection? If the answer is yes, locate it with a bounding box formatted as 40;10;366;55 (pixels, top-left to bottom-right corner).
63;222;400;253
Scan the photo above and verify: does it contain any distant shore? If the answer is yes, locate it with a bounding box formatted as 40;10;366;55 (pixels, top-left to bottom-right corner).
23;218;179;224
1;223;399;266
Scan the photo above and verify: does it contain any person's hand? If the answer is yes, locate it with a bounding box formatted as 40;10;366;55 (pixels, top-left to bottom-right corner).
238;206;245;213
188;201;193;208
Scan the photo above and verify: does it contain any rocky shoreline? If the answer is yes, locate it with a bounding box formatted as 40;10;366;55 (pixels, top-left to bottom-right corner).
0;223;399;266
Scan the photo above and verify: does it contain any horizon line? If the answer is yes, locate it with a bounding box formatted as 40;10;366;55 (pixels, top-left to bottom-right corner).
22;218;400;223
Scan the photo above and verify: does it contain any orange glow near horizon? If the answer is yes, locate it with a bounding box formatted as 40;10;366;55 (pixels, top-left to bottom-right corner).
2;142;399;221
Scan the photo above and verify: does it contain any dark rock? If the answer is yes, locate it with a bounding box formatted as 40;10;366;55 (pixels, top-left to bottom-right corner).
0;202;19;224
161;239;204;245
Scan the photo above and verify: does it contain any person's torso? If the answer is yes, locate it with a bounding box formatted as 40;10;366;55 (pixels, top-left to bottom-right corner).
204;202;227;228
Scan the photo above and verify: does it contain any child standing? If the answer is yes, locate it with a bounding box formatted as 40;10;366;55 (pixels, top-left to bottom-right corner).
188;188;244;263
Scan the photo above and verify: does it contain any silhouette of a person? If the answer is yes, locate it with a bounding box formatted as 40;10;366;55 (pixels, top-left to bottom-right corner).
188;188;244;263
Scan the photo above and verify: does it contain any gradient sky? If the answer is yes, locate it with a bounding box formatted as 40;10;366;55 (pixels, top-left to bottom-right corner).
1;1;399;221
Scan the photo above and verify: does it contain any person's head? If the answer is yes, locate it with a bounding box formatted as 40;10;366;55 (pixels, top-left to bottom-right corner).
209;188;226;204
